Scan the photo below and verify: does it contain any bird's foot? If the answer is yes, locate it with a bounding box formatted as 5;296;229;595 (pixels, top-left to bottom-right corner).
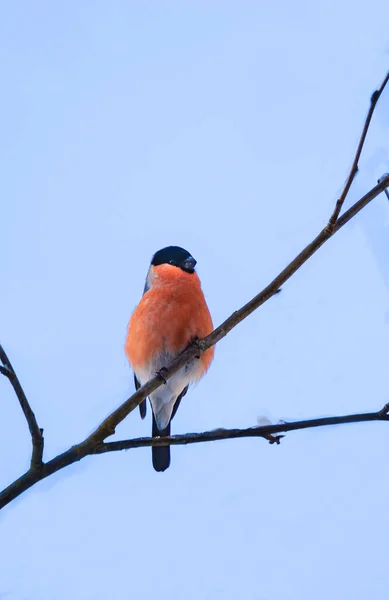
191;336;202;359
156;367;169;384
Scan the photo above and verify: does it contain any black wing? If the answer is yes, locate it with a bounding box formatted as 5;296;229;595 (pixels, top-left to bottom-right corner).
135;271;151;420
171;385;189;420
134;374;147;419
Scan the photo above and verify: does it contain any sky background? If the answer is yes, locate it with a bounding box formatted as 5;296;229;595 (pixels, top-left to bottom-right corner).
1;2;389;599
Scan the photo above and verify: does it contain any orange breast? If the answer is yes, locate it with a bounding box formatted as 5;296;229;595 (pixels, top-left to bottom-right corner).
125;266;214;375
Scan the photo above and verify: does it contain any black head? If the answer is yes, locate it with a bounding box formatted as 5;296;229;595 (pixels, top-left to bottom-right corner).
151;246;197;274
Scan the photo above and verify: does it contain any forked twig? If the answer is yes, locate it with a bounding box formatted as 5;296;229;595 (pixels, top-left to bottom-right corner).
0;346;43;468
328;71;389;227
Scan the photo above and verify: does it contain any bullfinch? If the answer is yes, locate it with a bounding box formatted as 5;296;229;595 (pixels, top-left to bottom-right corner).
125;246;214;472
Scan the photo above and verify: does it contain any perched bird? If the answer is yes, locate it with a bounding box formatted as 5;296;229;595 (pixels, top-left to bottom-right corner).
125;246;214;472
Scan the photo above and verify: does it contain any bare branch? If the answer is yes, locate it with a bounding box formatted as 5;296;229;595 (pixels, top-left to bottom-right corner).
1;402;389;510
328;71;389;227
91;405;389;453
1;175;389;510
71;174;389;451
0;346;44;468
378;174;389;201
65;77;389;450
1;74;389;510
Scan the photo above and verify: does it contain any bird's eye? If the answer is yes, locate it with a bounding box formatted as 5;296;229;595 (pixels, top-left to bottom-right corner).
169;260;176;265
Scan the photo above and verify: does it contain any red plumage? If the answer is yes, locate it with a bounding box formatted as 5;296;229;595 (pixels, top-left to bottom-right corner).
125;248;214;471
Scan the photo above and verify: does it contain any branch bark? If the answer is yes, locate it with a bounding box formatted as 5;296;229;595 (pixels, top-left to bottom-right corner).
328;71;389;226
1;403;389;509
0;346;44;468
91;404;389;452
1;71;388;510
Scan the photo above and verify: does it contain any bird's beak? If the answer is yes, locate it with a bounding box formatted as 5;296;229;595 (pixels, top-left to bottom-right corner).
182;256;197;271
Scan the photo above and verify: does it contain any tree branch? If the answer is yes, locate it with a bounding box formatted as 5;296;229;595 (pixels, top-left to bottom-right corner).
91;403;389;453
74;174;389;451
1;402;389;510
0;346;44;468
0;174;388;511
378;173;389;201
328;70;389;227
1;72;389;510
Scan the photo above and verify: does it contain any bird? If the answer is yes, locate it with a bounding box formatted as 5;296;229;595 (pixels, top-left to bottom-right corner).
125;245;214;472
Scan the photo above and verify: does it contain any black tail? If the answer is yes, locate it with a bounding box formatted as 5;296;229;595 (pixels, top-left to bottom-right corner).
150;388;188;472
152;415;170;472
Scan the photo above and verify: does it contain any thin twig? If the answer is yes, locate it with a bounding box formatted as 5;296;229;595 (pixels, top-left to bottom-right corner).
328;71;389;227
0;346;44;468
91;406;389;453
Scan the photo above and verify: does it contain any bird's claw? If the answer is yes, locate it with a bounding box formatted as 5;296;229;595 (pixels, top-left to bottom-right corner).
191;336;203;359
156;367;168;385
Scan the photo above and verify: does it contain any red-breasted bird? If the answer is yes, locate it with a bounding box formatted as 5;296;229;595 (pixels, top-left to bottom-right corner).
125;246;214;472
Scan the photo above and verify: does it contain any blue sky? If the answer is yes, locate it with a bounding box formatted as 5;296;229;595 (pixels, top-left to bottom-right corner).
1;2;389;599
